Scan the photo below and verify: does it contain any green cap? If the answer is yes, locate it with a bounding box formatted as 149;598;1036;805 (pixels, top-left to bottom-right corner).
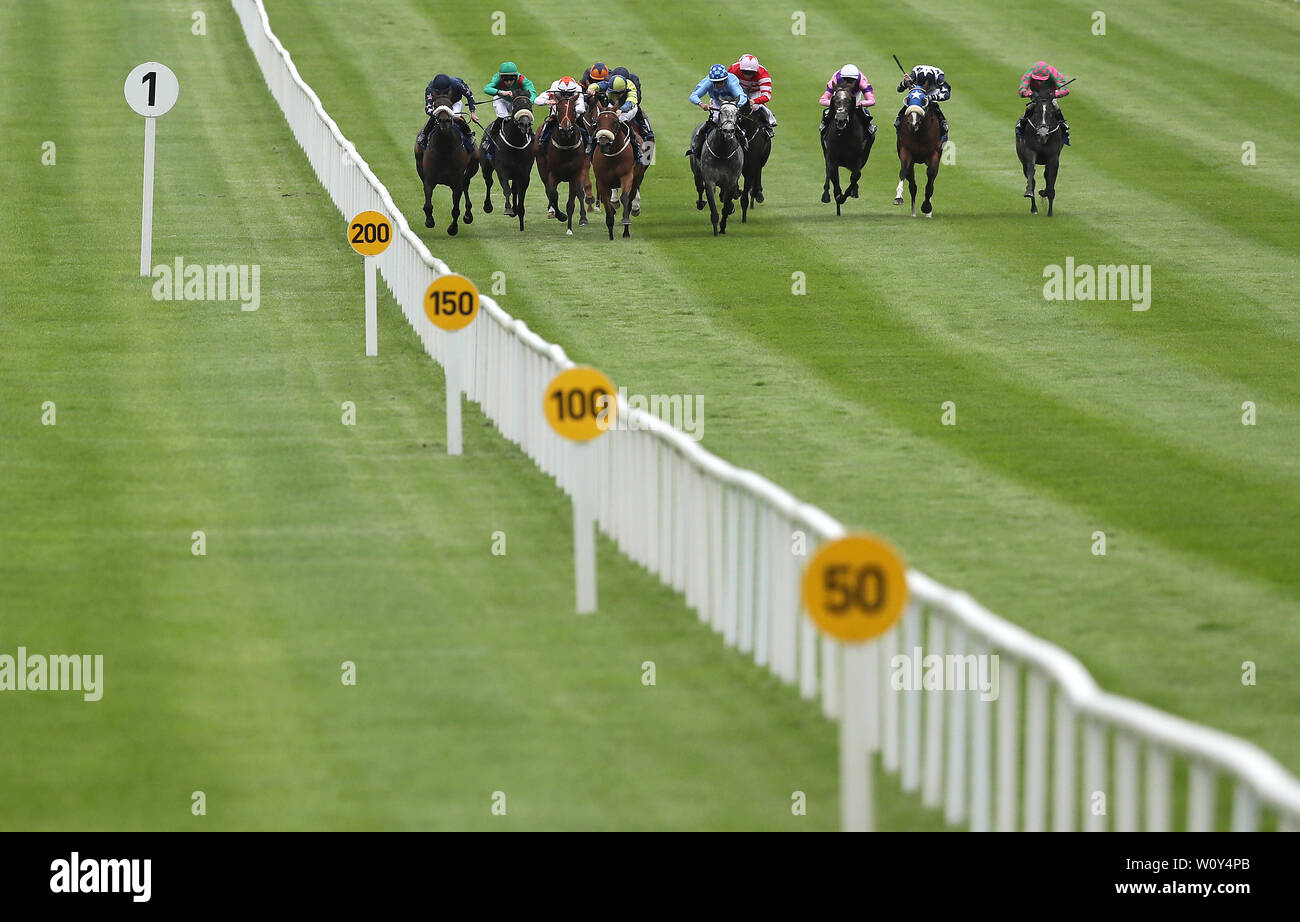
499;61;519;75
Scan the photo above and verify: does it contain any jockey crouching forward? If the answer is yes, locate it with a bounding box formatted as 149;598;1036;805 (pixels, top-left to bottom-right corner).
729;53;776;136
586;68;654;165
895;64;949;145
480;61;537;161
536;77;591;157
418;74;479;154
687;64;750;159
819;64;875;145
1018;61;1071;146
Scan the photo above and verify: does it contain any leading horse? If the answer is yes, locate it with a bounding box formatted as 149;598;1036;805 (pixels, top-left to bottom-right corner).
893;86;943;217
689;102;745;235
415;94;478;236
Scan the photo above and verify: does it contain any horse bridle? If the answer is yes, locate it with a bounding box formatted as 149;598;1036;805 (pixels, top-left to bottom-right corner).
831;89;854;130
498;100;534;148
550;97;583;149
1026;96;1061;137
594;107;631;155
705;105;741;158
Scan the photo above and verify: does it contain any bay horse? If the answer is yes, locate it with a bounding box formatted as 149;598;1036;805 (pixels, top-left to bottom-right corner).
536;94;589;235
737;103;771;223
1016;85;1064;216
414;94;478;236
821;86;873;215
483;92;535;230
591;101;646;240
689;102;744;236
893;87;943;217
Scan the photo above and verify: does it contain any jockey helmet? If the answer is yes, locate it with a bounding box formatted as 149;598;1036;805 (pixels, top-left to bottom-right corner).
1029;62;1053;81
589;63;610;81
557;77;579;94
737;54;760;73
499;61;519;76
431;74;453;92
839;64;861;82
708;64;728;82
610;75;630;95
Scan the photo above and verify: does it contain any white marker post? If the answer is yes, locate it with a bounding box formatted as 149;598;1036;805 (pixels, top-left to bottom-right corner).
423;274;481;456
802;534;910;831
347;211;393;355
124;63;179;277
545;367;617;614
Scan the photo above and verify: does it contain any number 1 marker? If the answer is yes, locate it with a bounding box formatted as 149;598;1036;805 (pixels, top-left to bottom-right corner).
124;63;179;277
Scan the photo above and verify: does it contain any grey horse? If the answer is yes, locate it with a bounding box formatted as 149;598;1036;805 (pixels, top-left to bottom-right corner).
688;102;745;235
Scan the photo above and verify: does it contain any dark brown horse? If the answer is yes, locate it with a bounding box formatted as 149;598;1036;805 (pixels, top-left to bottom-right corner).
893;86;943;217
415;94;479;236
536;95;590;235
590;101;646;240
483;92;535;230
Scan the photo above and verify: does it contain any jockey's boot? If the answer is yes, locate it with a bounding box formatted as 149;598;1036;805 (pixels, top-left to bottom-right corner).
416;115;436;150
1061;116;1071;146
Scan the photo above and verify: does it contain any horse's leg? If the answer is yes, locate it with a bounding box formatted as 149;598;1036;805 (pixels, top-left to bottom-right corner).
598;179;615;240
483;162;495;214
822;145;834;204
705;179;720;236
516;170;530;231
448;180;461;236
564;177;578;236
694;160;706;210
500;170;515;218
921;156;939;217
1044;154;1059;217
462;164;475;225
585;161;596;211
619;172;633;238
720;182;737;235
424;178;436;228
740;174;750;223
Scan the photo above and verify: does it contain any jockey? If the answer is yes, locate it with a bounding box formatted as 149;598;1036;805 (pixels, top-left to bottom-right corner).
587;67;654;164
895;64;949;145
536;76;591;156
819;64;875;141
481;62;538;160
686;64;750;159
1018;61;1070;146
579;62;611;91
419;74;480;154
729;53;776;135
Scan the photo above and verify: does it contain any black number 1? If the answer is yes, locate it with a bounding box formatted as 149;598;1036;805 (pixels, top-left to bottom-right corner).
142;71;156;107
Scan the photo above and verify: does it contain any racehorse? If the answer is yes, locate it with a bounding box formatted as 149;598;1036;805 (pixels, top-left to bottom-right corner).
1016;85;1064;216
414;93;479;236
483;92;535;230
737;103;771;223
689;102;745;236
893;86;943;218
821;86;874;215
536;94;589;235
590;100;646;240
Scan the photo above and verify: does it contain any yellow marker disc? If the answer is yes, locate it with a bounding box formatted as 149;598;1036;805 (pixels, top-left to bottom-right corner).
802;534;909;643
544;367;617;442
424;274;480;331
348;210;393;256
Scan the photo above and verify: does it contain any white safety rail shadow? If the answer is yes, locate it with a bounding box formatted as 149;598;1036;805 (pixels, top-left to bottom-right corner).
232;0;1300;831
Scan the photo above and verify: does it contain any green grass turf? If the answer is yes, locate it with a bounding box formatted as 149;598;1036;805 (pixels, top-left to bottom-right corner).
259;0;1300;772
0;0;949;831
0;0;1295;831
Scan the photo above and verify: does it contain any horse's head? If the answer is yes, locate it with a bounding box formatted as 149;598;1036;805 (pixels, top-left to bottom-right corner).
1025;88;1059;143
831;87;853;131
553;94;578;133
430;94;456;130
716;101;740;135
510;92;534;129
904;87;928;132
593;102;623;151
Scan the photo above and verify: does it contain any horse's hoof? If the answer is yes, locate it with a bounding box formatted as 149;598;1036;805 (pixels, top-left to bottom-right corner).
463;213;473;225
622;227;630;238
448;224;458;236
893;197;904;206
1039;190;1049;198
566;229;574;236
547;207;556;218
821;191;831;203
925;212;932;219
754;191;764;204
696;201;705;210
504;208;515;218
484;202;494;213
425;217;435;228
631;204;640;217
1024;192;1034;199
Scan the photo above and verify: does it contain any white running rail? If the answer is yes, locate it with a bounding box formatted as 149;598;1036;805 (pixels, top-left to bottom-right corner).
233;0;1300;831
